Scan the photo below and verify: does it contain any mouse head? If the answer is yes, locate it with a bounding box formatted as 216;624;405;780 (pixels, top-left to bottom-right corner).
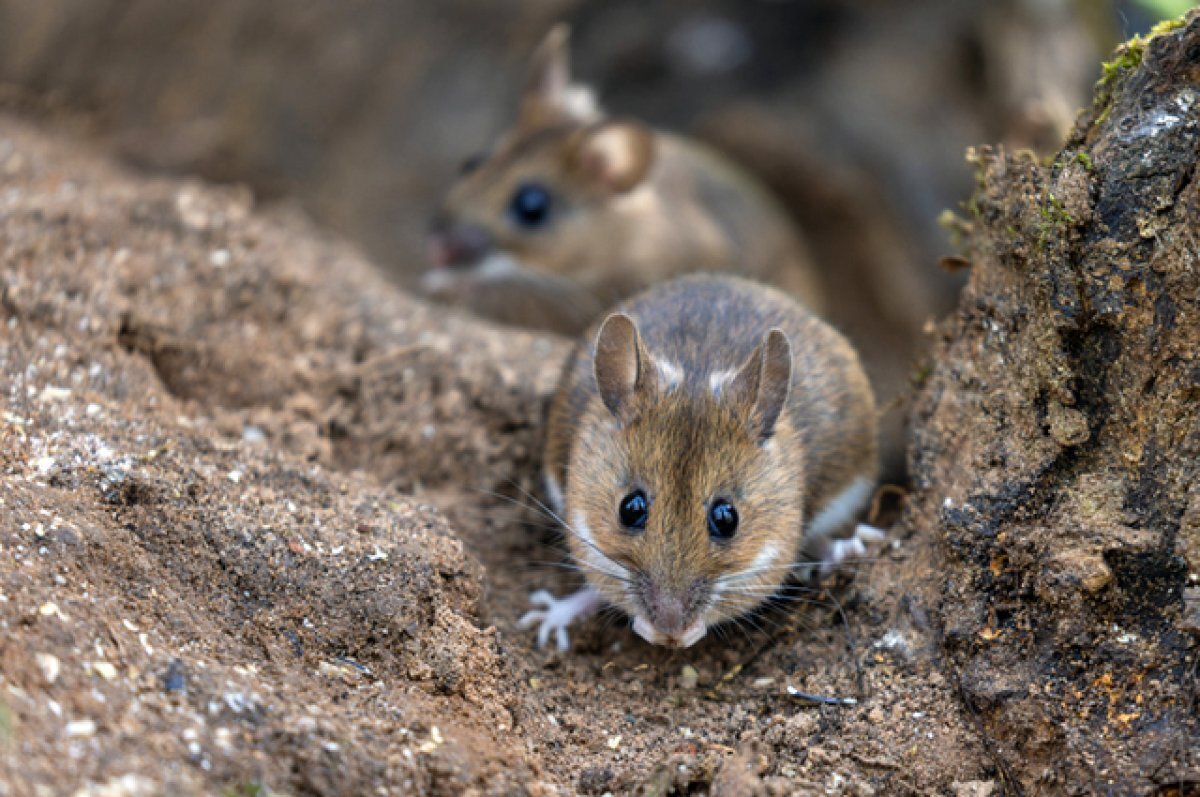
423;25;658;308
566;314;806;648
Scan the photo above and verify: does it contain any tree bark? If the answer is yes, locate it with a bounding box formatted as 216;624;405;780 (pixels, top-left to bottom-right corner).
910;12;1200;792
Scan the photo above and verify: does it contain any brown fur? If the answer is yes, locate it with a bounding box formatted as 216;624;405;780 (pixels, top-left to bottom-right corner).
546;275;876;639
423;25;823;335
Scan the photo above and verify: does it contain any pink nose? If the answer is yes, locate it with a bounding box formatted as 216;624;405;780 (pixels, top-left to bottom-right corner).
642;580;702;637
425;219;492;268
650;592;687;634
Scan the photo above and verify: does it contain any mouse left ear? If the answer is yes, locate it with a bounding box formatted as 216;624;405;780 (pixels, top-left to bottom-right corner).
593;313;658;422
728;328;793;440
569;120;657;194
521;24;601;128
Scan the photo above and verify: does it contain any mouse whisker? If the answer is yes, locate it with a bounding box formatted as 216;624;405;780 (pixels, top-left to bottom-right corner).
486;481;636;587
715;559;812;585
717;586;834;605
472;486;560;525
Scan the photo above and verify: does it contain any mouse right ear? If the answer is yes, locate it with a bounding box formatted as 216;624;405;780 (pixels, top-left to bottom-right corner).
569;120;657;194
593;313;658;421
728;328;793;441
521;24;600;128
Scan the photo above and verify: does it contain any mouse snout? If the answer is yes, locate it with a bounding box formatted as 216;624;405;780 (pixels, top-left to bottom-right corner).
634;579;709;648
647;585;688;633
426;215;493;269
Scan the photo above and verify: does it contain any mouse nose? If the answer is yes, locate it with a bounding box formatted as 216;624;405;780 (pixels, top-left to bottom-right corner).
639;580;705;640
650;590;687;634
426;215;493;269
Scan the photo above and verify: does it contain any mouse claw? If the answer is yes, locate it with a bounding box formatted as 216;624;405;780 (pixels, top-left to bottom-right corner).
516;585;603;652
818;523;888;576
854;522;887;543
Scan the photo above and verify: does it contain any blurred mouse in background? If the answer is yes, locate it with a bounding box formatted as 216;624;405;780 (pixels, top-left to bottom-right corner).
422;24;825;335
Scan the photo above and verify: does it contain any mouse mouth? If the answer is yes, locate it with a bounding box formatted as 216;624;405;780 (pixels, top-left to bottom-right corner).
420;252;522;296
632;615;708;648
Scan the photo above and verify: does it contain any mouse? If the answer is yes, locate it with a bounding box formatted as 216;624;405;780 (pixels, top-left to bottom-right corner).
423;25;824;335
519;274;879;650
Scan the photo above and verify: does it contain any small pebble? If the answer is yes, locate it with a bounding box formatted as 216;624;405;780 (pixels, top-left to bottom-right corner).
65;719;97;737
679;665;699;689
89;661;118;681
38;385;71;403
38;602;65;620
35;653;60;684
162;659;186;693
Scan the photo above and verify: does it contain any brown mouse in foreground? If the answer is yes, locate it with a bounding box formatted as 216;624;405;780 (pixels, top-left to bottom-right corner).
520;275;879;650
423;25;824;335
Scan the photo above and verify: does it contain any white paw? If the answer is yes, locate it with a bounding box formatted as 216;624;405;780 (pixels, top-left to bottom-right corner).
517;586;602;652
819;523;887;576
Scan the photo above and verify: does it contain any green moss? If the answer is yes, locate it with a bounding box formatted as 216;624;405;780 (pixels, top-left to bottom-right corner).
1041;193;1074;226
1091;12;1191;123
938;208;973;248
1147;15;1187;36
1093;39;1145;119
1036;191;1076;247
1100;43;1146;88
1050;151;1095;173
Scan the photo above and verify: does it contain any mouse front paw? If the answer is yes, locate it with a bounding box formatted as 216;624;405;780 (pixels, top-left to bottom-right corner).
517;585;603;651
818;522;887;576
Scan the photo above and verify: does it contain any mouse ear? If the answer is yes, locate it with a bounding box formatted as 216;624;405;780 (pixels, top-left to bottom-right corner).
521;24;600;128
727;328;793;440
593;313;658;421
569;121;657;194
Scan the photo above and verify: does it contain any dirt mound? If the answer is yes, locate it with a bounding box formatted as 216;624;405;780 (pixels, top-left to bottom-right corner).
0;117;555;794
0;113;981;795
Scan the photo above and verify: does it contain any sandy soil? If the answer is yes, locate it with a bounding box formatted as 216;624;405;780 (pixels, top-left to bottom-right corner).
0;113;990;796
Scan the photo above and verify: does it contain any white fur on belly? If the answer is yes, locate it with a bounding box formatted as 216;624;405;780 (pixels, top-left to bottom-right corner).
805;476;873;541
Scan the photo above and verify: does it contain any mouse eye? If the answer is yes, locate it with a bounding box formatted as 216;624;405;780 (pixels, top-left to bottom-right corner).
618;490;649;531
459;153;486;175
708;499;739;541
508;182;553;229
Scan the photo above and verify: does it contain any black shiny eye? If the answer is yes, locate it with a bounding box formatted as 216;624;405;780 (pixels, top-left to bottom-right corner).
459;152;485;175
508;182;552;228
708;499;738;540
618;490;649;531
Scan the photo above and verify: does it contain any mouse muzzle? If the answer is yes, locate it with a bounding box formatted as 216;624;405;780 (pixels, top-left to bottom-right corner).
423;216;525;298
425;215;493;271
633;581;709;648
632;615;707;648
